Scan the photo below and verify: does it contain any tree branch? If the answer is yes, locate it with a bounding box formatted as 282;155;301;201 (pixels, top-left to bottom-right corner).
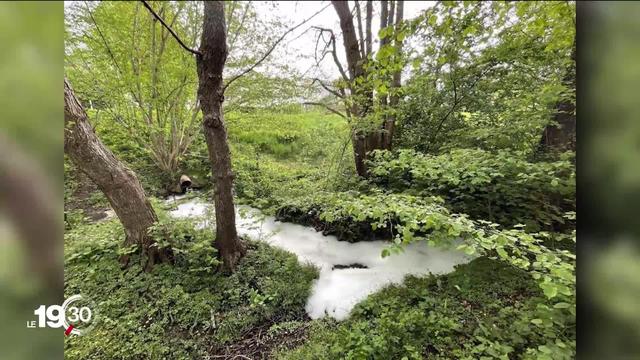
354;1;366;59
303;102;347;119
312;26;349;82
229;3;250;53
223;3;331;92
312;78;344;99
140;0;202;56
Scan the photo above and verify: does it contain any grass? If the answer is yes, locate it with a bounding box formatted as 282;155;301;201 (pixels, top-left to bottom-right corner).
65;212;548;359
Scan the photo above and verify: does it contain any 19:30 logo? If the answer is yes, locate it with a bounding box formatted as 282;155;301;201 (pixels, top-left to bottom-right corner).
28;294;97;336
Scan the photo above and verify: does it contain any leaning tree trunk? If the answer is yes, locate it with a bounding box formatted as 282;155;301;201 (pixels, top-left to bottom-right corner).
64;79;170;270
196;1;245;273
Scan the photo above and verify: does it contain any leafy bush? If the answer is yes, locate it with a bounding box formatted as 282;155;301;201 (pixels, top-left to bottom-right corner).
367;148;575;231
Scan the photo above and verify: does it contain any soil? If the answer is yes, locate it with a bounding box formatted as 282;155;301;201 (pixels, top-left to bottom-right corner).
207;316;313;359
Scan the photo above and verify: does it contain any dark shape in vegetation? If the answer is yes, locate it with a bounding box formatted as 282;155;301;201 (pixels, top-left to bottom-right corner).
540;37;576;153
332;263;368;270
179;174;192;194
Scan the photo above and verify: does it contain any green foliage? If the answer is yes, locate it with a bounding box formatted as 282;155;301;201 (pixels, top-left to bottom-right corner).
396;1;575;155
64;218;318;359
230;111;351;210
62;1;576;358
368;148;576;231
273;187;575;358
280;257;573;360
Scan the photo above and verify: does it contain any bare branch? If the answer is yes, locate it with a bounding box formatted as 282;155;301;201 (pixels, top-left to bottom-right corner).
223;3;331;92
229;3;250;53
312;78;344;98
303;102;347;119
312;26;349;82
140;0;202;56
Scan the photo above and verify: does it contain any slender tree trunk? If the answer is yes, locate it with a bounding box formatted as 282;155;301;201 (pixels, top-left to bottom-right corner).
64;79;170;270
333;1;369;176
196;1;245;273
365;1;373;56
383;0;404;150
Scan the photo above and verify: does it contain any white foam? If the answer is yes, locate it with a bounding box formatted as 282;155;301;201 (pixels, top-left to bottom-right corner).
168;198;473;320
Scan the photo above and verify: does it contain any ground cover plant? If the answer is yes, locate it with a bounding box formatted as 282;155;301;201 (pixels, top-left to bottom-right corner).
64;1;575;359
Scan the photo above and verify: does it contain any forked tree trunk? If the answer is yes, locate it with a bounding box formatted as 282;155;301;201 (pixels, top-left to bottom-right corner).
332;0;404;177
196;1;245;273
64;79;170;270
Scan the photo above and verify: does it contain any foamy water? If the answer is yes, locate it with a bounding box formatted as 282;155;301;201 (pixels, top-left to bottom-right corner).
168;197;473;320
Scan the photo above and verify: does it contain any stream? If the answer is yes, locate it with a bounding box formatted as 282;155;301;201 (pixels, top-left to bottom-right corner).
167;195;473;320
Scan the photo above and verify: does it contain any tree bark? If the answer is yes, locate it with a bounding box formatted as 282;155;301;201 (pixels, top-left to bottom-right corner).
332;0;404;177
365;1;373;56
64;79;170;270
196;1;245;273
383;0;404;150
333;1;369;176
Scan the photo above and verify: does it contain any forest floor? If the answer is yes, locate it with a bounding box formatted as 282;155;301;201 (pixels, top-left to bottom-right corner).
63;110;564;359
64;210;541;359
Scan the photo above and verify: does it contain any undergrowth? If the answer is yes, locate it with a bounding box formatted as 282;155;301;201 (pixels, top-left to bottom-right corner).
64;217;318;359
278;257;571;360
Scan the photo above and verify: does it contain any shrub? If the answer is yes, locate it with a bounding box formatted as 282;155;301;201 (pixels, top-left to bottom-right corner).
367;148;575;231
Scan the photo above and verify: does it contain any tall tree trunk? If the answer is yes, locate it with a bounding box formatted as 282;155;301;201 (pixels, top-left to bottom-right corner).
540;37;576;153
332;0;404;177
196;1;245;273
382;0;404;150
64;79;170;270
365;1;373;56
333;1;369;177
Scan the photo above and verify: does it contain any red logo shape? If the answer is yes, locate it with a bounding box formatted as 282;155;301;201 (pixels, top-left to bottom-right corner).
64;325;74;336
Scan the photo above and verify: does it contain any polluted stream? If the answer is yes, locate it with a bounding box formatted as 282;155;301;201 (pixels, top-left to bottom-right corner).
167;195;473;320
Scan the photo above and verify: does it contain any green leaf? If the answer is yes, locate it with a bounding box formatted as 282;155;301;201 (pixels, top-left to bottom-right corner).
541;282;558;299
